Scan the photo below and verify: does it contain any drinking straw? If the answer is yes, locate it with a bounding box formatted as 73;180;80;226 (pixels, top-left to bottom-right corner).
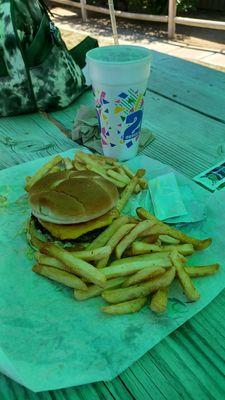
108;0;119;44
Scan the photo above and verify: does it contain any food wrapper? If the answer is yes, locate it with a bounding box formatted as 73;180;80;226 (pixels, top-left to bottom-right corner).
0;150;225;392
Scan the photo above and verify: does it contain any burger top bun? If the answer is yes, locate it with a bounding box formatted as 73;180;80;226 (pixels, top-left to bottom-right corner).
28;170;119;224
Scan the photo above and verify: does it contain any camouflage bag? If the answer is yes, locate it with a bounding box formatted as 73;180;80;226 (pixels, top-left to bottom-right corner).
0;0;98;117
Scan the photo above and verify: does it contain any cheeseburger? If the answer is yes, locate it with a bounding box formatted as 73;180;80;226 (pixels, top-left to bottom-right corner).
28;169;119;247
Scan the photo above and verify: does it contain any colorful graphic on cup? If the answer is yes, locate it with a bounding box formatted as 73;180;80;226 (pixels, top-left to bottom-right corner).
94;87;145;151
86;45;151;161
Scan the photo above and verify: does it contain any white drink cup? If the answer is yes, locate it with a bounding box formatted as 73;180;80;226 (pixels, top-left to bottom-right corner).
86;45;151;161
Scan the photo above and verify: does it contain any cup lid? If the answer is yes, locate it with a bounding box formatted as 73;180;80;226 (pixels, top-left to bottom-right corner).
86;45;151;65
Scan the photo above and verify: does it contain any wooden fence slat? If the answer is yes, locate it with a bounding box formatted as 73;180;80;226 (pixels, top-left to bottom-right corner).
168;0;177;39
80;0;87;22
175;16;225;30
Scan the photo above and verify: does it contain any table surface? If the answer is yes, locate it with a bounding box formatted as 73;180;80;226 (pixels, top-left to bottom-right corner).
1;50;225;400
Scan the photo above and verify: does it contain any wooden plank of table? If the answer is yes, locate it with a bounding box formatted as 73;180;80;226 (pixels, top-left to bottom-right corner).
149;51;225;123
0;112;75;170
142;90;225;177
120;294;225;400
151;50;225;89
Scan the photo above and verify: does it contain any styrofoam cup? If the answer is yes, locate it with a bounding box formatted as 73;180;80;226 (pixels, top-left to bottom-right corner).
86;45;151;161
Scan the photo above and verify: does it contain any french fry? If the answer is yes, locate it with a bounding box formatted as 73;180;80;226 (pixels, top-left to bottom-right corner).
159;235;180;245
75;151;91;163
73;160;86;171
116;169;146;212
103;163;118;170
185;264;219;278
128;217;140;223
86;163;126;188
87;216;129;250
136;208;212;250
25;155;62;191
136;208;163;223
102;297;147;315
40;243;106;287
102;267;175;303
99;163;112;170
117;166;131;179
150;287;169;313
131;242;194;256
32;264;87;290
115;220;155;259
35;253;65;270
131;242;161;255
141;235;159;244
91;156;110;166
160;244;194;256
76;152;125;187
120;164;135;179
74;277;126;301
70;245;112;261
101;253;172;279
89;153;117;165
49;166;61;173
74;286;102;301
36;250;110;270
106;277;127;288
64;157;73;170
122;266;166;287
116;165;140;193
170;251;200;301
122;165;148;189
107;169;130;185
96;224;136;268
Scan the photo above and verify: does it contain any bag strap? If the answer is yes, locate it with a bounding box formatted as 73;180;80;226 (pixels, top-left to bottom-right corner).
0;0;28;79
0;0;36;108
38;0;54;18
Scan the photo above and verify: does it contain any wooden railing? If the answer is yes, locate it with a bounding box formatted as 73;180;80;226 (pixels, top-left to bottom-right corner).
50;0;225;39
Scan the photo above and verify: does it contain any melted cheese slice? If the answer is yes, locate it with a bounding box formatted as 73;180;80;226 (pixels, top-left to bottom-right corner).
39;209;119;240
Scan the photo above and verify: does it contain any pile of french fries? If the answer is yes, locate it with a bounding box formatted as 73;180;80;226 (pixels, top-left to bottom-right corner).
32;207;219;315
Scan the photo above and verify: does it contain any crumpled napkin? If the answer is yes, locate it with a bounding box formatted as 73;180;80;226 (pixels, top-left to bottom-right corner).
71;105;155;154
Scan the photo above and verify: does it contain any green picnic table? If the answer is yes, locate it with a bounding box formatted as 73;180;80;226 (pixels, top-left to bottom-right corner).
1;51;225;400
